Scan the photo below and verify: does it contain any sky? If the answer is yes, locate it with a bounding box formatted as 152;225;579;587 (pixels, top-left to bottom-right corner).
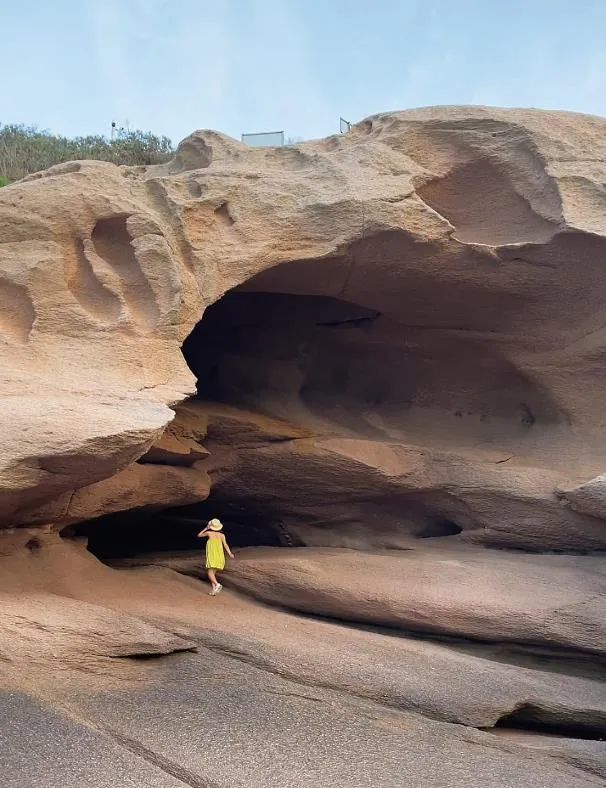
2;0;606;146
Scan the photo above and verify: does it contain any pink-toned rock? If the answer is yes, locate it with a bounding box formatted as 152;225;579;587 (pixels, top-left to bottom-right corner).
1;108;606;550
226;543;606;655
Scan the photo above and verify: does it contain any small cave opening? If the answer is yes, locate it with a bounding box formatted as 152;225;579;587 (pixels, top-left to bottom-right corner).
493;705;606;741
417;520;463;538
73;510;199;560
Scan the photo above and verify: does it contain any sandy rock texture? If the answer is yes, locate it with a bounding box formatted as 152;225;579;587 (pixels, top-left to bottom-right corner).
3;106;606;786
114;548;606;733
0;532;196;676
1;538;605;787
225;544;606;654
1;106;606;551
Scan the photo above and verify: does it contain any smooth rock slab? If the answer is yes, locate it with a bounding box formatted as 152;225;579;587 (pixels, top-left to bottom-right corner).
111;550;606;730
0;591;195;667
225;543;606;655
562;474;606;519
181;613;606;731
0;691;188;788
490;731;606;781
60;646;603;788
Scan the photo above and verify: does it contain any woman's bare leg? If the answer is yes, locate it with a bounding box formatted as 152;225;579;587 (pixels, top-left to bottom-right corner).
213;572;223;594
207;569;218;590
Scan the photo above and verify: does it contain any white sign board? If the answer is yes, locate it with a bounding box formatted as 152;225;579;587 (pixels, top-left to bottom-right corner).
241;131;284;148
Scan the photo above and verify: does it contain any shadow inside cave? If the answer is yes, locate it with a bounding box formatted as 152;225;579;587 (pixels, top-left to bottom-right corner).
76;238;578;557
74;502;297;561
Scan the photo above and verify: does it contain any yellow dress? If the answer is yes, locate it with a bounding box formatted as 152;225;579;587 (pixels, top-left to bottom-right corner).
206;535;225;570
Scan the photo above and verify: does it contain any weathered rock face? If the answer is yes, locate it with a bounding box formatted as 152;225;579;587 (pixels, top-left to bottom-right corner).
225;544;606;655
3;106;606;553
4;105;606;787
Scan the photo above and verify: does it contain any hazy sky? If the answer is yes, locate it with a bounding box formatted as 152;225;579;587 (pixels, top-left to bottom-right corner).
2;1;606;146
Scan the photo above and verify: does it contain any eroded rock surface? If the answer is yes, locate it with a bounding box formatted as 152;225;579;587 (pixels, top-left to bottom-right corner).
3;106;606;786
2;538;605;787
225;544;606;654
2;106;606;550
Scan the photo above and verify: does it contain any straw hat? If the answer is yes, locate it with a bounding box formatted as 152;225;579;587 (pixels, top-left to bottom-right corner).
208;518;223;531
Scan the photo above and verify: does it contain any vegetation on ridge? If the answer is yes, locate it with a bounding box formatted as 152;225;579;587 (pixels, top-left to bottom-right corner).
0;124;174;184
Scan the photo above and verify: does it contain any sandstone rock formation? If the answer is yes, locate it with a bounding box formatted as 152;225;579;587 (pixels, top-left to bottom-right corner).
115;547;606;733
2;106;606;786
2;106;606;550
225;544;606;655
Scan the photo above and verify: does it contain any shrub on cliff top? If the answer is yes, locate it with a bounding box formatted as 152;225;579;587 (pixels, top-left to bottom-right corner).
0;124;174;182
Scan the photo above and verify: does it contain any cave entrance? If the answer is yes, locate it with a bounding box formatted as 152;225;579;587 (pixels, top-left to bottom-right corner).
75;502;295;561
176;283;478;548
76;287;382;562
75;242;563;558
182;276;560;449
182;288;382;426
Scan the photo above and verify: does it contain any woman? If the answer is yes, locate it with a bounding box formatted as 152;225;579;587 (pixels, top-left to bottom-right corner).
197;518;234;595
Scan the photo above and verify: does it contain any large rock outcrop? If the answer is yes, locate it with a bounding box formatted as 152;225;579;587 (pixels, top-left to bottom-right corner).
2;106;606;552
2;106;606;787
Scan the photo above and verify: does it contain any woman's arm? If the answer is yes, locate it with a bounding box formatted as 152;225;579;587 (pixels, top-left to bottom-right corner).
197;528;210;538
222;534;235;558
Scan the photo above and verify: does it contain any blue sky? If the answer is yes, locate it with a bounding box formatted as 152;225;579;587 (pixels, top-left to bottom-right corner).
2;1;606;146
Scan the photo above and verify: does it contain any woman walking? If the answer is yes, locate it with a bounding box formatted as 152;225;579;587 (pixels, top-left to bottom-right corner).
197;518;234;595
